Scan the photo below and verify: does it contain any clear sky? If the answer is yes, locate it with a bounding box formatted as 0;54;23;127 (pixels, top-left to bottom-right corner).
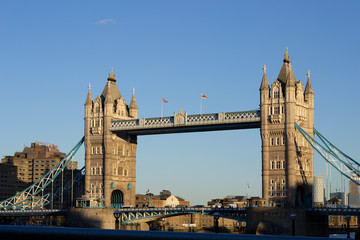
1;0;359;205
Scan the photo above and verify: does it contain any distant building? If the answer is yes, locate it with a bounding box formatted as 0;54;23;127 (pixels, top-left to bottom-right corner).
330;192;348;206
327;197;358;228
208;195;249;208
135;191;244;233
313;176;325;206
136;190;189;208
349;175;360;208
0;142;79;207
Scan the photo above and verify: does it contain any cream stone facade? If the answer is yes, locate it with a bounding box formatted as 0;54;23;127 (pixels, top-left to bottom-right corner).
84;70;138;208
260;50;314;207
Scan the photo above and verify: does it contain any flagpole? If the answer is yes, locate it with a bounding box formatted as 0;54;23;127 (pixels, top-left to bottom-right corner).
200;97;202;115
161;98;163;118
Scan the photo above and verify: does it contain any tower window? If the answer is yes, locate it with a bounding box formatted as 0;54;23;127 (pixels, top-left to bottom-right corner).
274;91;279;98
274;106;280;114
276;161;281;169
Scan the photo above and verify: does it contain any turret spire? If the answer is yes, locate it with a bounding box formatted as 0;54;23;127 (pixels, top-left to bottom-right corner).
284;47;290;63
305;70;314;94
108;66;116;82
85;83;93;105
260;64;270;90
130;87;138;109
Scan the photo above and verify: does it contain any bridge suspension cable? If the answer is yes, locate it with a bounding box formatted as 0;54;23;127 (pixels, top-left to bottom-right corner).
294;122;360;186
0;137;84;210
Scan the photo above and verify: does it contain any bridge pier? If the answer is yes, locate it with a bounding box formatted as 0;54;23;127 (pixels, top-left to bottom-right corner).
245;207;328;237
66;208;149;230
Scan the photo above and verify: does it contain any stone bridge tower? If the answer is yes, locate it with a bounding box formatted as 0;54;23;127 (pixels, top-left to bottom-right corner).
84;69;138;208
260;50;315;207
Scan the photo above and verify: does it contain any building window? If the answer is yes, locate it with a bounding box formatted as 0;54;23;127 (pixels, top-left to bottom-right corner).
276;138;280;145
271;161;275;169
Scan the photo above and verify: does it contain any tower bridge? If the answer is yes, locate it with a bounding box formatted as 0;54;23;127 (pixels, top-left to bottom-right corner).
84;50;315;209
3;50;358;236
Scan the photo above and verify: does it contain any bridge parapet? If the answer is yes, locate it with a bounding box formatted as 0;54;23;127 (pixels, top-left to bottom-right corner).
110;110;260;134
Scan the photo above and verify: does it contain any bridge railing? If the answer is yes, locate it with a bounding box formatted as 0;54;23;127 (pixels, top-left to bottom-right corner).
111;110;260;131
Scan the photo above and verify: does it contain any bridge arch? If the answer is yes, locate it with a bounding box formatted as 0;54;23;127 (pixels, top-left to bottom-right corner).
111;190;124;208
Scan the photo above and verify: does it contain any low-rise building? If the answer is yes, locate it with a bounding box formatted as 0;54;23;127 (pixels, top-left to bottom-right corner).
0;142;80;208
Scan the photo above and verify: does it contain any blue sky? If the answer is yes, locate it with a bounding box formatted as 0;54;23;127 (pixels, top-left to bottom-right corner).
1;1;359;205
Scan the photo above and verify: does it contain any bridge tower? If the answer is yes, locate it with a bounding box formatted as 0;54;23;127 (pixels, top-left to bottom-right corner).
84;69;138;208
260;50;315;207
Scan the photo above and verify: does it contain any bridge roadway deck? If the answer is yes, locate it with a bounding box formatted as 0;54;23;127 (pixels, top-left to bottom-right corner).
0;209;67;217
110;110;261;135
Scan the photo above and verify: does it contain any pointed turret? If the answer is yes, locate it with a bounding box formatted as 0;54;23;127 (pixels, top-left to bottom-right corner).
286;63;296;86
130;88;138;109
260;65;270;90
85;83;93;105
129;88;138;119
305;70;314;94
104;81;113;104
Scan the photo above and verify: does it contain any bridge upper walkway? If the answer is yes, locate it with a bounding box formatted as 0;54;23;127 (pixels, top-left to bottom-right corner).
110;110;261;135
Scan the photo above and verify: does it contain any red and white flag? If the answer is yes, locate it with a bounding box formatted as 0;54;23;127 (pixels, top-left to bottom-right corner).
201;94;207;99
162;97;168;103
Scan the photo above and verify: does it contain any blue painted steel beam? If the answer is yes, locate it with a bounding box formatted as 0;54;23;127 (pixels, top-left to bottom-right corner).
306;207;360;216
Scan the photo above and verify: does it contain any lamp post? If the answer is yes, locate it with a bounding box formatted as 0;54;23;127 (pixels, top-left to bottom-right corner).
214;212;220;233
346;215;351;239
290;213;296;236
114;210;120;230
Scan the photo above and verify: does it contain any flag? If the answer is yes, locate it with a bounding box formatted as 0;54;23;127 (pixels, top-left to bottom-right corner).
201;94;207;99
162;97;168;103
